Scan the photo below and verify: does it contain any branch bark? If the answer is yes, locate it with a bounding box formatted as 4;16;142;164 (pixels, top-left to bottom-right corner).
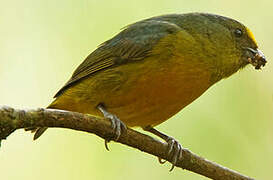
0;106;254;180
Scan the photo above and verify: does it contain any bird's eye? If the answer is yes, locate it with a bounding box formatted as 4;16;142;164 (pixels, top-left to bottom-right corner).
234;28;243;37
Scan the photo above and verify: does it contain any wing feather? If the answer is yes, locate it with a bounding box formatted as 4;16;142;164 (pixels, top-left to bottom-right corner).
54;19;181;97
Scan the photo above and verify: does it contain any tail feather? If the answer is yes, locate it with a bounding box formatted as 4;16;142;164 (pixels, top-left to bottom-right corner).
24;126;48;140
25;102;58;140
24;127;37;133
33;127;48;140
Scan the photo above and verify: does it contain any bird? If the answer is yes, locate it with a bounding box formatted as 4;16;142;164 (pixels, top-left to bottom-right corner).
27;13;266;170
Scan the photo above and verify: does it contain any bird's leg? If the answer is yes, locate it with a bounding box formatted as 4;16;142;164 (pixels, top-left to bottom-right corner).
97;103;127;150
143;126;183;171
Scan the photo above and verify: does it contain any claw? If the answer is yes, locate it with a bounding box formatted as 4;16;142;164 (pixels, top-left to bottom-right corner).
107;114;126;141
169;164;175;172
104;139;110;151
166;138;174;155
97;104;127;150
143;126;183;171
158;157;167;164
166;137;183;171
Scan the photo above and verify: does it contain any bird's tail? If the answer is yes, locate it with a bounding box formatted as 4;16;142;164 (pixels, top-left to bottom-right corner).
25;101;58;140
24;122;48;140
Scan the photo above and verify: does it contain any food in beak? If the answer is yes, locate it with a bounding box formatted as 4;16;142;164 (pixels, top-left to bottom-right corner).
246;48;267;70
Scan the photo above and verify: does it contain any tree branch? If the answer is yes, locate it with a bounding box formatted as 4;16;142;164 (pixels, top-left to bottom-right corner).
0;106;254;180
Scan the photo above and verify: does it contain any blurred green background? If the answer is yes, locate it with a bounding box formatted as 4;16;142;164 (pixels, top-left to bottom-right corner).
0;0;272;179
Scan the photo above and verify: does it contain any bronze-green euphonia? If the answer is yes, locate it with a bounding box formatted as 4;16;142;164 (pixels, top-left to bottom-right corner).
30;13;266;169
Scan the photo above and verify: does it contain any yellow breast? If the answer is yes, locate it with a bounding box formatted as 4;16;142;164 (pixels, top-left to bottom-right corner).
49;53;212;128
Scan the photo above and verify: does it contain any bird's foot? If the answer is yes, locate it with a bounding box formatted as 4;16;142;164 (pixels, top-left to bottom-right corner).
165;136;183;171
143;126;183;171
104;112;127;149
97;104;127;150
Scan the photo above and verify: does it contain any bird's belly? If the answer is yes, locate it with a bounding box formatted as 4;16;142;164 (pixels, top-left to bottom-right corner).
101;60;211;127
50;57;212;128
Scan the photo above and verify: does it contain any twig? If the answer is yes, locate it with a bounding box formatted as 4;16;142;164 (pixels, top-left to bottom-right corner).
0;106;254;180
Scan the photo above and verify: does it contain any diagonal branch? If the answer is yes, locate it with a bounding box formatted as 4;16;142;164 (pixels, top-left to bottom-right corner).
0;106;254;180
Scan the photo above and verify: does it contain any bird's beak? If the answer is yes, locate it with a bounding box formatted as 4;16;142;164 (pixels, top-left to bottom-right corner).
245;48;267;70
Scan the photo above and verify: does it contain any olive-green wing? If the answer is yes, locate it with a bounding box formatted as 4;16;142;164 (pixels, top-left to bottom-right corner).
54;19;181;97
